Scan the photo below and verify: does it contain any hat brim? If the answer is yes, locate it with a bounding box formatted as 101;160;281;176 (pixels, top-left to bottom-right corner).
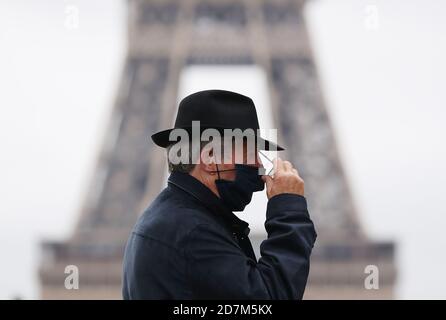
151;127;284;151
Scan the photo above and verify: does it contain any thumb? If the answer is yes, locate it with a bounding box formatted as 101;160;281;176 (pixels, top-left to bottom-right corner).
262;175;273;185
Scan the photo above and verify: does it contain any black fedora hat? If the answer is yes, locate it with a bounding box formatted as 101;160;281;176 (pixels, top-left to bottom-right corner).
151;89;284;151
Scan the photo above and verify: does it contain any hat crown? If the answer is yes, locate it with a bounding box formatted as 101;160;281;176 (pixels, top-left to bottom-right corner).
151;89;284;150
174;90;260;130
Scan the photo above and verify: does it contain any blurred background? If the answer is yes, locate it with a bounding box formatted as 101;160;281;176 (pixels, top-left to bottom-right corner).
0;0;445;299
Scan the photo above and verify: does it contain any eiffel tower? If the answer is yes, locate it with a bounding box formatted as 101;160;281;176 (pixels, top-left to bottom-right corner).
39;0;396;299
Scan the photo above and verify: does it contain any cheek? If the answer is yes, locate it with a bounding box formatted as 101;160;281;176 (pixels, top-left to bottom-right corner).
228;171;237;181
219;164;237;181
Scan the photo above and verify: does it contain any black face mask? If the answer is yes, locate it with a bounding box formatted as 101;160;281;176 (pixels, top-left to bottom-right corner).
213;164;265;212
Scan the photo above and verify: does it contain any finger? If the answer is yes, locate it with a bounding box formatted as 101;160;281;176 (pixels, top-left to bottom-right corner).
283;160;292;172
262;174;273;185
272;158;279;175
293;164;302;176
275;157;285;173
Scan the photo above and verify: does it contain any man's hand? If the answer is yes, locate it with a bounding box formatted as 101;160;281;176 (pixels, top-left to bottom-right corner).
262;158;304;199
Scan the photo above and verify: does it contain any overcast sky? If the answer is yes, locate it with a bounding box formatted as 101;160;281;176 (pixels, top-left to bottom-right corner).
0;0;445;299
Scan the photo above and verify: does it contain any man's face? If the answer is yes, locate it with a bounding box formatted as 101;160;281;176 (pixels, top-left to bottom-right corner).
203;141;264;182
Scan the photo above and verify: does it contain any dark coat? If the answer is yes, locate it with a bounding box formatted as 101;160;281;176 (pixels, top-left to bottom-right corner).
122;171;317;299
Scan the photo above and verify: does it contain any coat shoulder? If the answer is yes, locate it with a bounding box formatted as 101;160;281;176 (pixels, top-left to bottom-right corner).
132;186;218;248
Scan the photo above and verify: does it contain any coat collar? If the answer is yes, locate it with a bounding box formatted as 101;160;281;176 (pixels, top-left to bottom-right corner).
167;171;250;236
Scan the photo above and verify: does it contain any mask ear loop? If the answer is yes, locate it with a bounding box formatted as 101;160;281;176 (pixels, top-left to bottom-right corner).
210;142;237;179
212;153;237;180
213;163;237;179
215;163;221;180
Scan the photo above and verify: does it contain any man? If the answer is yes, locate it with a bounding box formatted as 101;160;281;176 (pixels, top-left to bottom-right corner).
122;89;317;299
